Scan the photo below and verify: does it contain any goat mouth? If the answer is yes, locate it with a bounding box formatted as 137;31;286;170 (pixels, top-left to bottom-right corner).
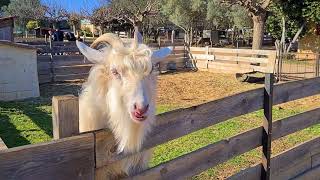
130;112;147;123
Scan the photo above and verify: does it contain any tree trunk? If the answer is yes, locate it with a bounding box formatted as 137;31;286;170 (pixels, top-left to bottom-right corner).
252;12;267;50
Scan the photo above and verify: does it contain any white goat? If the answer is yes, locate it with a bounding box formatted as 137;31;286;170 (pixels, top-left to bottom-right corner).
76;32;172;178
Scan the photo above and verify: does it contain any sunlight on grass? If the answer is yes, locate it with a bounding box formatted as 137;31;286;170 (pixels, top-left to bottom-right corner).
0;96;319;179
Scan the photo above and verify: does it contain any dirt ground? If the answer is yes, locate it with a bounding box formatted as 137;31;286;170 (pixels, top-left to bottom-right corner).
157;71;261;107
40;71;319;109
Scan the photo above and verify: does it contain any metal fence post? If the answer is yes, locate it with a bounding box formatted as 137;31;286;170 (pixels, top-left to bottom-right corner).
261;73;274;180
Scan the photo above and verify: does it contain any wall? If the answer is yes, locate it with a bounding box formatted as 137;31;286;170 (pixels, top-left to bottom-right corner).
0;18;14;41
0;43;40;101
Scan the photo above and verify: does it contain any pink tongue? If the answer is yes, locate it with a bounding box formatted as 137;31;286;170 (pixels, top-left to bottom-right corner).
134;112;143;118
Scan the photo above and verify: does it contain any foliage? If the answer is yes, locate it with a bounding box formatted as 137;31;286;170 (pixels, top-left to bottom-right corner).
161;0;207;31
67;12;82;27
207;0;251;29
0;0;10;8
266;0;320;40
26;20;38;30
0;0;10;16
89;6;111;27
107;0;161;27
1;0;45;29
219;0;271;49
42;0;68;28
80;27;93;37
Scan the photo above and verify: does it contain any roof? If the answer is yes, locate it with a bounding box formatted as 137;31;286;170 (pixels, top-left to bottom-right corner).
0;40;37;50
0;16;16;22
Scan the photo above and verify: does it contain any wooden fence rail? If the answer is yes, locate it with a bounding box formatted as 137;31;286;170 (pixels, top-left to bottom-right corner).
36;42;188;84
0;76;319;180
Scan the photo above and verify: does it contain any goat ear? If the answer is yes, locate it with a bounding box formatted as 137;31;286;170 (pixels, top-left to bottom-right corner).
76;40;105;64
151;47;173;64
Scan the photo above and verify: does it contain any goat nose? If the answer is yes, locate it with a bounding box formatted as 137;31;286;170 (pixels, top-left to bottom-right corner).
134;103;149;115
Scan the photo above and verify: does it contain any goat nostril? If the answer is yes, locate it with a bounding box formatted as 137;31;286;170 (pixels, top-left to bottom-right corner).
133;103;137;110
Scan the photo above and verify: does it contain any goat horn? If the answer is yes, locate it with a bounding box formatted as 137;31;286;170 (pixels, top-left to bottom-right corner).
90;33;124;50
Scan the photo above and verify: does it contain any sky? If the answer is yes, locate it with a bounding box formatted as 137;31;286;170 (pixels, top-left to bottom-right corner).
41;0;106;13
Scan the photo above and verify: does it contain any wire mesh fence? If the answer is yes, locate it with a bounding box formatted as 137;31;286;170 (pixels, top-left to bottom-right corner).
278;52;320;81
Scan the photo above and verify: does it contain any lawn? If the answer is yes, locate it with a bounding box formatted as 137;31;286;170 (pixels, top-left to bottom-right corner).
0;71;319;179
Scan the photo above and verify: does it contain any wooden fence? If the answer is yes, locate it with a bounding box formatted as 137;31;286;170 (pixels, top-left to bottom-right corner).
35;41;188;84
188;46;320;82
0;76;319;179
189;46;277;74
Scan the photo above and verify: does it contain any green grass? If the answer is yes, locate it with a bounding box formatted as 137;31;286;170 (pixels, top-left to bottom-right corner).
0;98;319;179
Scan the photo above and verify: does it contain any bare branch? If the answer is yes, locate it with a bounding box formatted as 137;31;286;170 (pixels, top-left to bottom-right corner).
261;0;271;9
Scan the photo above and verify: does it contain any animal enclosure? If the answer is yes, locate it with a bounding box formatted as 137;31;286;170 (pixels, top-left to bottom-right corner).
279;52;320;81
34;40;187;84
190;46;277;74
0;76;319;179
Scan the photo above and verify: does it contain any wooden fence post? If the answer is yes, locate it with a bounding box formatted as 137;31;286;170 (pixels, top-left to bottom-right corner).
261;73;274;180
52;95;79;139
315;53;319;77
206;46;209;69
49;37;55;83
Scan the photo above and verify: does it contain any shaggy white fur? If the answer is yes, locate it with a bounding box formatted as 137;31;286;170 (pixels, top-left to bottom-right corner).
76;33;172;178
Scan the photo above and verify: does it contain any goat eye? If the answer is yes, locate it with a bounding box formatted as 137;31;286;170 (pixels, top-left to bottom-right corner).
111;68;121;78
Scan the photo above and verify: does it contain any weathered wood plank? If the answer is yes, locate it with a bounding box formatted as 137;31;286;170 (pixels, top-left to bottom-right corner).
128;127;263;180
37;61;51;71
54;74;88;82
38;74;52;84
37;55;51;62
54;65;92;75
97;106;320;172
0;137;7;150
52;95;79;139
51;46;79;53
95;130;116;168
270;137;320;180
193;54;269;64
52;55;84;62
272;108;320;140
0;133;95;180
53;60;92;67
273;76;320;105
292;165;320;180
227;164;261;180
311;153;320;168
228;137;320;180
189;47;275;56
95;78;320;167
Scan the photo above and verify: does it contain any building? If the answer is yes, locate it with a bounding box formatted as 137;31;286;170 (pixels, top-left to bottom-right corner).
0;16;15;42
0;41;40;101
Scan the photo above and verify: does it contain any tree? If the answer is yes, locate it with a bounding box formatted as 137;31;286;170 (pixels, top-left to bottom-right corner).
26;20;38;30
2;0;45;30
220;0;271;49
67;12;82;34
162;0;207;45
266;1;320;52
207;0;252;29
0;0;10;16
106;0;161;30
89;6;111;31
42;0;68;29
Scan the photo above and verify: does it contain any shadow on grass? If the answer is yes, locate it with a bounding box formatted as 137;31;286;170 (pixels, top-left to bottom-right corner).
0;101;53;145
0;114;30;147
